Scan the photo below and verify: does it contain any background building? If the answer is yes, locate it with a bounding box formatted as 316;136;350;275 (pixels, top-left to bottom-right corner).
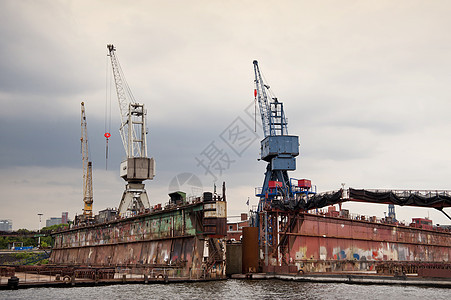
46;217;62;227
0;219;12;232
61;212;68;224
227;213;249;242
46;212;71;227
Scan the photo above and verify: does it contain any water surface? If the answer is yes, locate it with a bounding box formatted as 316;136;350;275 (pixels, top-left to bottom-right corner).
1;279;449;299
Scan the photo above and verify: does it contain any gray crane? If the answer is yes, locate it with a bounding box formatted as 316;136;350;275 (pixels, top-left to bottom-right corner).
107;44;155;216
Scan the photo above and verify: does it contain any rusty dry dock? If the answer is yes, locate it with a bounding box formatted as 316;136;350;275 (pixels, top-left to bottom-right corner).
49;192;228;281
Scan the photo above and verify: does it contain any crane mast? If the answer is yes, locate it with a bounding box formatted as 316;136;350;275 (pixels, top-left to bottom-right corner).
80;102;93;220
107;44;155;217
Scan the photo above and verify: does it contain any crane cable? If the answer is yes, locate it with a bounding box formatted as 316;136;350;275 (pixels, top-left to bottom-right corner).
104;55;112;170
254;87;257;132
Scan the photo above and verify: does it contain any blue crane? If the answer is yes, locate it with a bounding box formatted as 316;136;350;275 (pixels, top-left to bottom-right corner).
253;60;314;212
253;61;316;264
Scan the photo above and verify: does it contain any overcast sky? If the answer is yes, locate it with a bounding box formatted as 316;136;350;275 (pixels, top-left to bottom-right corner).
1;0;451;230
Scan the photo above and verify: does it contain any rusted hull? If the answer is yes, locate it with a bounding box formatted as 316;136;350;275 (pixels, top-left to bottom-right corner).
50;200;227;280
259;212;451;274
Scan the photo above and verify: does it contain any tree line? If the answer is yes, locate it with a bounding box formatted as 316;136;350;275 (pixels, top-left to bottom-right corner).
0;223;69;249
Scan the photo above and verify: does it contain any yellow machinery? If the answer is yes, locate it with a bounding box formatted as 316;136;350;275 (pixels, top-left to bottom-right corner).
80;102;93;220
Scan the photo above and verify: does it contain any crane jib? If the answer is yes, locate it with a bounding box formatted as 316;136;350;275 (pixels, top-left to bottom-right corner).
253;60;289;138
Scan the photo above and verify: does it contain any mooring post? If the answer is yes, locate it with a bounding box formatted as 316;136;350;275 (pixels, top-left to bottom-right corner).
7;276;19;290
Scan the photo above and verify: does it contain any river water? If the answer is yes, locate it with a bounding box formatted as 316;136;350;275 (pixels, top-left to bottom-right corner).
1;279;449;299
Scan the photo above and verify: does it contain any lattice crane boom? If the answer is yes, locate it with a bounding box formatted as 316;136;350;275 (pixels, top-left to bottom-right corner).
253;61;272;137
253;60;288;137
107;44;147;159
80;102;93;218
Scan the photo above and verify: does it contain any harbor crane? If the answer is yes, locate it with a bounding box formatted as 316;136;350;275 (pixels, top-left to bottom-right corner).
253;60;315;263
80;102;93;222
107;44;155;216
253;60;315;210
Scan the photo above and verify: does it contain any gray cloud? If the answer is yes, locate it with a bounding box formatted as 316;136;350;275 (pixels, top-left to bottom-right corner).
1;0;451;229
0;2;101;96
